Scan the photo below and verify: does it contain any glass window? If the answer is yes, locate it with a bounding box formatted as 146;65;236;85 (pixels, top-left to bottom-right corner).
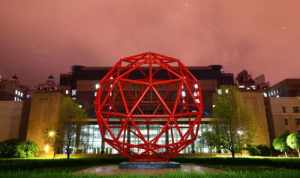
282;106;286;113
284;118;288;125
293;106;300;113
295;118;300;126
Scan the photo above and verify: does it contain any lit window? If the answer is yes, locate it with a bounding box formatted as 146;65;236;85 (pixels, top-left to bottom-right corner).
225;89;229;94
15;90;18;95
217;89;222;95
14;97;17;101
194;84;199;89
293;106;300;113
65;90;69;95
71;89;76;96
263;92;268;98
193;92;198;97
239;85;245;89
195;99;200;103
94;92;97;97
95;84;100;90
181;91;186;97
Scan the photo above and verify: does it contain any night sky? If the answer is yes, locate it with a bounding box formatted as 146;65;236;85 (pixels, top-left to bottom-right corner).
1;0;300;87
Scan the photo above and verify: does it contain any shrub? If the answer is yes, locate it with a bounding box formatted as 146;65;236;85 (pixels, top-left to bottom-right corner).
246;145;260;156
16;141;39;158
246;145;271;156
0;139;39;158
0;139;20;158
256;145;272;156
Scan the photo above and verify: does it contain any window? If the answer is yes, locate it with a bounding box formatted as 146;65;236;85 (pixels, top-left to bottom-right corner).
295;118;300;126
282;106;286;113
293;106;300;113
284;118;288;125
71;89;77;96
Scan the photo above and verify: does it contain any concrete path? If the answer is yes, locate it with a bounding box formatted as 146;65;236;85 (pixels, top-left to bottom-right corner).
78;164;223;176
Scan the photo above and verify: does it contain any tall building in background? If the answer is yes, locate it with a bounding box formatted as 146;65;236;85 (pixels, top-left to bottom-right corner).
267;79;300;98
0;75;30;101
264;79;300;140
266;97;300;139
0;75;31;141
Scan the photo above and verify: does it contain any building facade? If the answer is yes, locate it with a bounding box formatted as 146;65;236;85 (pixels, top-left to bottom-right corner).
0;101;24;141
0;75;30;102
266;97;300;138
59;65;237;154
267;79;300;98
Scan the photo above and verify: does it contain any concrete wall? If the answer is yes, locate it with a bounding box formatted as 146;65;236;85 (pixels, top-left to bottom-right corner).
269;97;300;137
26;92;63;152
0;101;23;141
238;92;270;146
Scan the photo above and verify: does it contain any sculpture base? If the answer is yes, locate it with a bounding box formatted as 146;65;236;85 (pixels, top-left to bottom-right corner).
119;162;181;169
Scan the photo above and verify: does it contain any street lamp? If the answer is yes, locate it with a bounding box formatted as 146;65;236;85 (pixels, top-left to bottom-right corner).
237;130;244;136
48;130;56;138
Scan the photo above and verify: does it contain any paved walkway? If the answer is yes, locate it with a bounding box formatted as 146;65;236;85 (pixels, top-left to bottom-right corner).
78;164;223;176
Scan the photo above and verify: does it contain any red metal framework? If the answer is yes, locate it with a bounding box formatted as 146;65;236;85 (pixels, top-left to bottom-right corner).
95;52;203;162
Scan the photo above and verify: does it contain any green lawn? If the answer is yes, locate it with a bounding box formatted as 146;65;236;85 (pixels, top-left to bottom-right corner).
1;170;300;178
0;157;300;178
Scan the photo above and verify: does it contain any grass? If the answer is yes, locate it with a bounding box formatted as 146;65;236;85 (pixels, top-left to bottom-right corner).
1;169;300;178
0;156;300;177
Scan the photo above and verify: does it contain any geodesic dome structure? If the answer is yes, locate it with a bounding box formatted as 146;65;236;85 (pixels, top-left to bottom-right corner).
95;52;203;161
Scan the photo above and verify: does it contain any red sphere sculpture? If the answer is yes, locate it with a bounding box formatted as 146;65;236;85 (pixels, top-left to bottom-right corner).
95;52;203;161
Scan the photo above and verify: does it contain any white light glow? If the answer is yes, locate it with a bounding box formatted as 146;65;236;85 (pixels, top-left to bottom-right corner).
65;90;69;95
71;89;76;96
95;84;100;90
194;84;199;89
193;91;198;97
237;130;244;136
263;92;268;98
181;91;186;97
217;89;222;95
225;89;229;94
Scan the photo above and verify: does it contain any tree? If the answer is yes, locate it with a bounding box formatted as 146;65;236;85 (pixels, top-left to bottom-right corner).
286;132;300;157
273;132;289;157
201;130;221;152
57;97;87;159
212;86;255;159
